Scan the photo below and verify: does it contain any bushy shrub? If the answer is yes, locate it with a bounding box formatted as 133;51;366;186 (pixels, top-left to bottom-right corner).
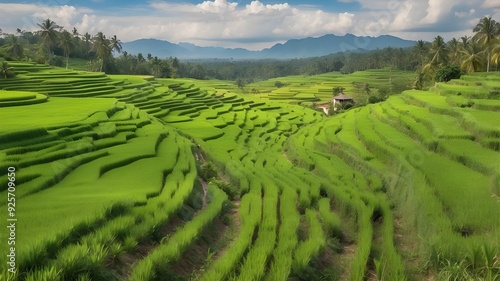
200;162;217;181
47;56;64;67
274;80;285;88
435;65;461;82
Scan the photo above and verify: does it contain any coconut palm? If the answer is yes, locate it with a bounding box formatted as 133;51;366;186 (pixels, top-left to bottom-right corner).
137;53;145;63
423;36;448;77
414;40;428;69
81;32;92;58
412;72;425;90
473;16;500;72
429;35;448;66
92;32;112;72
0;61;14;79
36;19;61;62
459;36;471;51
110;35;122;53
447;38;461;65
58;30;75;69
461;41;485;73
6;35;24;60
151;56;161;77
490;40;500;67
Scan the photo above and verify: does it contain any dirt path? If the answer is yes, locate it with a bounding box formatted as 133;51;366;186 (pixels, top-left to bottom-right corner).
198;176;209;209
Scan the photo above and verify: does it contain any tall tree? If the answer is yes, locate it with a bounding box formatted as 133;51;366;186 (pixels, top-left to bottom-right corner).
137;53;145;63
460;41;485;73
447;38;461;66
36;19;61;63
151;56;160;77
82;32;92;58
58;30;75;69
491;42;500;68
473;16;500;72
459;36;471;51
1;61;14;79
110;35;122;53
413;40;429;67
429;35;448;66
92;32;111;72
5;35;24;60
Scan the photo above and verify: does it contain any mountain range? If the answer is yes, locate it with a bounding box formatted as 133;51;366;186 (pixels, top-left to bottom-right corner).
121;34;416;60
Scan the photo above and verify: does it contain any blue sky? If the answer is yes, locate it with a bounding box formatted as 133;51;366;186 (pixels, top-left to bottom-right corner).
1;0;499;50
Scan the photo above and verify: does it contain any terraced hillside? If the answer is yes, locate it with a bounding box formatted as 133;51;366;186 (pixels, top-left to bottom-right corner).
244;69;414;105
0;63;498;281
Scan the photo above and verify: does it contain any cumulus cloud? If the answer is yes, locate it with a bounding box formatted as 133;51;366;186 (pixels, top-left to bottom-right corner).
196;0;238;13
0;3;92;33
0;0;497;50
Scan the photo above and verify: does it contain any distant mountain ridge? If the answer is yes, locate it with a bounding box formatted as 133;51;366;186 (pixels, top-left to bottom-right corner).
121;34;416;59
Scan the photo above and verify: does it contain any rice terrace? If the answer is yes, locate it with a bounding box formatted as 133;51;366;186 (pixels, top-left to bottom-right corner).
1;6;500;281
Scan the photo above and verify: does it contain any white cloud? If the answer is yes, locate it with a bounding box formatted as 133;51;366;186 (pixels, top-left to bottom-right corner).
196;0;238;13
0;3;92;33
0;0;496;51
245;1;291;14
482;0;500;9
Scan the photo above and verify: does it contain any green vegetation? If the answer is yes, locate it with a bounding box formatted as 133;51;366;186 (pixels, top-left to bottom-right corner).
0;16;499;280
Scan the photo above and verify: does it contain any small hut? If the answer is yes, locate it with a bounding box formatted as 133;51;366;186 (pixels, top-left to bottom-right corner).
332;93;354;110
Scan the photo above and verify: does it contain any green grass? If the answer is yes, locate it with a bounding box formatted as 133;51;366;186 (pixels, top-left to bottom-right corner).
0;65;499;281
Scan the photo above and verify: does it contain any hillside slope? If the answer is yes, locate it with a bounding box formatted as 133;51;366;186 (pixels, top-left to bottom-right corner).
0;64;498;280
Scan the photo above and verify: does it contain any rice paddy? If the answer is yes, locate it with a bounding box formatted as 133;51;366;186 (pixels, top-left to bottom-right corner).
0;62;498;280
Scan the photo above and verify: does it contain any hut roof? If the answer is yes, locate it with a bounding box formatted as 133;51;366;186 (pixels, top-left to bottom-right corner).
332;93;353;100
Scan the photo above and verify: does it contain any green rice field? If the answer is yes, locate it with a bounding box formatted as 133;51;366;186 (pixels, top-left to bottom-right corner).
0;62;498;280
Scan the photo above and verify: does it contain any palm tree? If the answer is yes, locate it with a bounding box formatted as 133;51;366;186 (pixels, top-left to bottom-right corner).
489;40;500;68
414;40;429;67
447;38;461;65
460;41;485;73
459;36;471;51
36;19;61;63
429;35;448;66
147;53;153;61
137;53;145;63
473;16;500;72
92;32;112;72
413;72;425;90
151;56;161;77
58;30;75;69
72;27;79;37
1;61;14;79
6;35;24;60
82;32;92;58
423;36;448;77
110;35;122;53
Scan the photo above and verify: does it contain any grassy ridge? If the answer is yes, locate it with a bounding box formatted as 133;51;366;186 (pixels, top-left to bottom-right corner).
0;63;498;280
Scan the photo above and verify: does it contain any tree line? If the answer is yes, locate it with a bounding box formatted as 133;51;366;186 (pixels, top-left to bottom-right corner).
1;16;499;82
412;16;500;89
0;19;179;78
